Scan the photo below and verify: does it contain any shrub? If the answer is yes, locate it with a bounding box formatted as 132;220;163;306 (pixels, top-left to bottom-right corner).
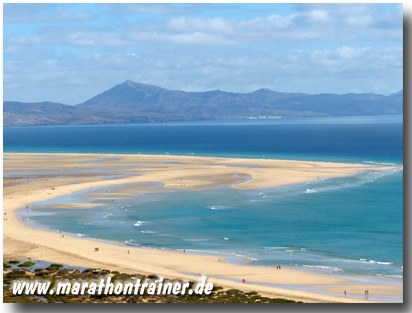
18;262;36;267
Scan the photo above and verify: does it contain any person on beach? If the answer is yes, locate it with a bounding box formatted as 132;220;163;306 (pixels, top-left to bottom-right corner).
344;291;346;298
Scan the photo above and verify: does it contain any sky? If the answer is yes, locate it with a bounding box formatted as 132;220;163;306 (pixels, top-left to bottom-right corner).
3;3;403;105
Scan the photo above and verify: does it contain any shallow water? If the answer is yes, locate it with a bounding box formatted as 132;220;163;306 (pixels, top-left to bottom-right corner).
6;116;403;294
22;166;403;281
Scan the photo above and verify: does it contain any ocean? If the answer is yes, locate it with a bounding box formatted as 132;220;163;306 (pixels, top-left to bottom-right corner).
4;115;403;283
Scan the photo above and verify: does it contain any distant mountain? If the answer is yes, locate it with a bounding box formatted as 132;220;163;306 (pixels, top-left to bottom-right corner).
3;100;199;127
3;81;403;126
389;89;403;99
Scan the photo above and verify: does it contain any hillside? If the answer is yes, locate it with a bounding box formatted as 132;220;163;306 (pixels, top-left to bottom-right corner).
4;81;403;126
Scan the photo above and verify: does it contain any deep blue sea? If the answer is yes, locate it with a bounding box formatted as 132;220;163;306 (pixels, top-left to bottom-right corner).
4;115;403;283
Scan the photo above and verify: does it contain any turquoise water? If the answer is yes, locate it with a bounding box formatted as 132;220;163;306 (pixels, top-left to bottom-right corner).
24;167;403;280
5;116;403;282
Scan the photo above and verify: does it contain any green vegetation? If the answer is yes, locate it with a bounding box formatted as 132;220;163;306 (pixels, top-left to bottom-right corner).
18;262;36;268
4;269;28;285
46;264;64;271
3;261;302;303
8;260;20;264
4;263;12;269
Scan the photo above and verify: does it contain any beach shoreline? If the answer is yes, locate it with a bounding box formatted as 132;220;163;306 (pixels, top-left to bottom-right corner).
3;152;403;303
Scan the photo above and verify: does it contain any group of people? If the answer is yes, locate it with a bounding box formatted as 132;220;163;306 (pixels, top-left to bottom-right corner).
343;290;370;300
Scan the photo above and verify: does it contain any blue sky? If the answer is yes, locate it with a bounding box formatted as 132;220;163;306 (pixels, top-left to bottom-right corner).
3;3;403;105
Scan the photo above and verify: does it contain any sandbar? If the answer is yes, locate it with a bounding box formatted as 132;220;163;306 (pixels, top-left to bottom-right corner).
3;153;401;303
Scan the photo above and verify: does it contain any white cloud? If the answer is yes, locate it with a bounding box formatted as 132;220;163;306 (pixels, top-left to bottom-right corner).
3;3;403;55
3;43;402;104
3;3;403;103
4;6;95;24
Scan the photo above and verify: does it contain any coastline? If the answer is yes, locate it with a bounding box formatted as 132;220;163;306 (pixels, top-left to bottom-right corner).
3;152;402;303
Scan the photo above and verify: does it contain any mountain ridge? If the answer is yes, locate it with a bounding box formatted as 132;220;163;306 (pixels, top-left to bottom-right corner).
4;80;403;127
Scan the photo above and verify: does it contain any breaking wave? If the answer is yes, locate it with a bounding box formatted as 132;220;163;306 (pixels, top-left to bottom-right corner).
210;205;232;210
125;239;140;246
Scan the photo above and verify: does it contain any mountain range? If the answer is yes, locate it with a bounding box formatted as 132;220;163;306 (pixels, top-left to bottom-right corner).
4;80;403;127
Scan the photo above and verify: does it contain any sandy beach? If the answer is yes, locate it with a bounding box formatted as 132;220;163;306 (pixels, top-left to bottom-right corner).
3;153;402;303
